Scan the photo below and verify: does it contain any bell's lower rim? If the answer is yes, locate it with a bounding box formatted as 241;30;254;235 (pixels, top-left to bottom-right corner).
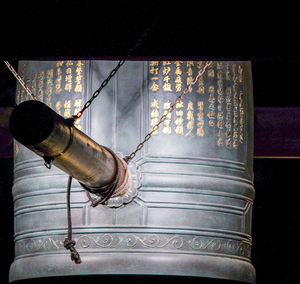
9;251;256;283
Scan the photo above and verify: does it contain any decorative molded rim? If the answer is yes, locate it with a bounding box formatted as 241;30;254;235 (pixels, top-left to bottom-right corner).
87;153;141;208
15;233;251;260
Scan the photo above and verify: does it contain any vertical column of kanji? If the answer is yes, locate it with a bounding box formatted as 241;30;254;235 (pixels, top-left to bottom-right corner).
216;62;225;147
196;61;205;137
37;71;44;102
207;63;216;128
73;61;84;130
54;61;63;115
225;63;233;148
45;68;54;107
185;61;194;137
185;100;194;137
162;61;173;135
196;101;204;137
63;61;73;121
232;64;239;149
238;64;245;144
149;61;160;135
174;99;184;136
174;61;184;135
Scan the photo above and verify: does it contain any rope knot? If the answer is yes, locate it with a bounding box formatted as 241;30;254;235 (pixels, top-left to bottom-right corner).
64;238;82;264
64;239;76;250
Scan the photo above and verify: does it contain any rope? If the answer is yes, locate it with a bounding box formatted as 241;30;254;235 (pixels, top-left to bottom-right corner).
64;176;82;264
63;148;120;263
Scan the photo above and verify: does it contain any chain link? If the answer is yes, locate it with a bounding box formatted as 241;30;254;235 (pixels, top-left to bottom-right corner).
72;22;156;121
5;19;156;119
3;61;37;101
5;58;212;164
124;61;213;163
72;59;126;120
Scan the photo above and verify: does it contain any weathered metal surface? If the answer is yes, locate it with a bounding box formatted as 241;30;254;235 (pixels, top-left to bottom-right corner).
9;60;255;283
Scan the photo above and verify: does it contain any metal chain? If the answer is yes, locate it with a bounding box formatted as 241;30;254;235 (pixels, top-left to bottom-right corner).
124;61;213;163
72;59;125;121
5;58;212;164
72;22;156;122
4;20;156;119
3;61;37;100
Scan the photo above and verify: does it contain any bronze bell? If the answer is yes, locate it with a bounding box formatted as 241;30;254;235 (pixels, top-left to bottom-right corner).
9;60;255;283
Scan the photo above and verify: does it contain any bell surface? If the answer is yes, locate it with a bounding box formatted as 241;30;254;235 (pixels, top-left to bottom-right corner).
9;60;255;283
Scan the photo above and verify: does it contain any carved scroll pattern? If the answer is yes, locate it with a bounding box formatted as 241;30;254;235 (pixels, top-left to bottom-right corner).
16;233;251;259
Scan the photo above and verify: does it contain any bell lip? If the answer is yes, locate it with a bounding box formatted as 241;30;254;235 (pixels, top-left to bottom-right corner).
9;252;256;283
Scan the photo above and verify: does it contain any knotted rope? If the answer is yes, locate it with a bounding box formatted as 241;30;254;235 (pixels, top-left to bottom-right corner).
64;176;81;264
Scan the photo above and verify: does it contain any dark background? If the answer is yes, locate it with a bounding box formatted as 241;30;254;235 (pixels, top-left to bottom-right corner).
0;1;299;283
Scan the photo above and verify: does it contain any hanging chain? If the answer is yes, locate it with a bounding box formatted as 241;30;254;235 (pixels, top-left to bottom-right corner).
4;20;156;119
4;57;212;164
124;61;213;163
71;59;126;121
71;22;156;122
3;61;37;101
